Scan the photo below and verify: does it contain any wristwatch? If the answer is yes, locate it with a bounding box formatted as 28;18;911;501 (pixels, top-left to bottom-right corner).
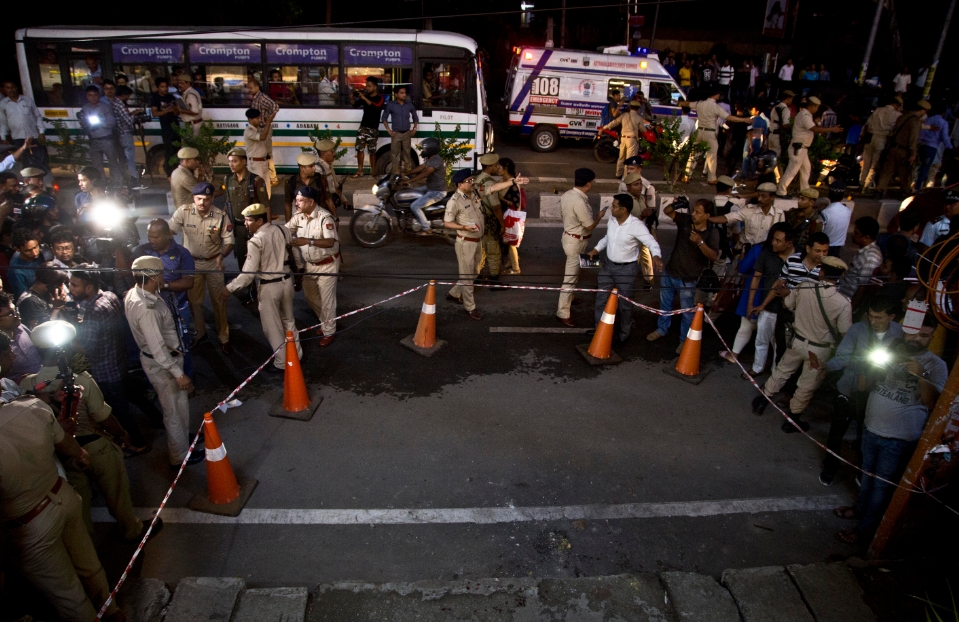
309;239;315;247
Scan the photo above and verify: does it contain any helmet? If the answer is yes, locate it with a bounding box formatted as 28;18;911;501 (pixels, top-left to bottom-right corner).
419;137;441;158
944;187;959;204
23;195;57;214
756;150;778;173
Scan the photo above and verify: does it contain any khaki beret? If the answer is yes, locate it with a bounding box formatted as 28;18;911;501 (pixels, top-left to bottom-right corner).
177;147;199;159
296;152;319;166
241;203;268;217
917;100;931;110
799;188;819;199
131;255;164;274
820;256;848;271
716;175;736;187
757;182;778;193
227;147;247;158
807;96;822;106
20;167;45;178
782;90;796;97
314;139;335;152
623;172;643;185
478;153;500;165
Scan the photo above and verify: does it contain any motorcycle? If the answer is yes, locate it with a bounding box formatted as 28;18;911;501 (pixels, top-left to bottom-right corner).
350;174;457;248
593;127;620;163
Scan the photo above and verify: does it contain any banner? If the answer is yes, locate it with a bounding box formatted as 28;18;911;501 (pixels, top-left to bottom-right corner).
344;45;413;66
267;44;338;65
112;43;184;64
189;43;261;64
762;0;787;38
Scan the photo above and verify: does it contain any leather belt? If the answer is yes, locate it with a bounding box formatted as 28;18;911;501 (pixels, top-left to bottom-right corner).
457;236;480;242
564;232;591;240
260;274;291;285
309;252;341;266
700;127;716;132
5;478;63;529
141;350;180;359
793;333;832;349
192;254;221;261
608;259;636;266
75;434;101;447
189;119;203;125
250;156;270;162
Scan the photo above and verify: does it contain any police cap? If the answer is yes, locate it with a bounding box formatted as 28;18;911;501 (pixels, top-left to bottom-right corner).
478;153;500;166
296;186;319;201
131;255;164;276
757;182;778;193
917;100;931;111
623;172;643;185
452;168;473;185
807;96;822;106
192;181;215;196
820;256;848;271
227;147;247;158
296;152;319;166
177;147;199;159
623;156;643;167
716;175;736;188
241;203;268;217
315;139;335;152
799;188;820;199
20;167;45;178
782;90;796;98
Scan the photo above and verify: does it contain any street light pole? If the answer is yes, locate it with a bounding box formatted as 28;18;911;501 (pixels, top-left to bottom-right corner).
922;0;957;100
561;0;566;49
858;0;885;85
650;0;660;49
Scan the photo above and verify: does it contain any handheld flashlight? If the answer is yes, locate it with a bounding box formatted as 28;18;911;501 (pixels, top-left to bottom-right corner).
88;115;100;126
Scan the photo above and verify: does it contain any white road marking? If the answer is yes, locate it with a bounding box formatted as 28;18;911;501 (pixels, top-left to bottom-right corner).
489;327;592;334
92;495;847;525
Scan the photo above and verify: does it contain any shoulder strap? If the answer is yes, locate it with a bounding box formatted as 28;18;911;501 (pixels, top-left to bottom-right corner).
814;285;842;344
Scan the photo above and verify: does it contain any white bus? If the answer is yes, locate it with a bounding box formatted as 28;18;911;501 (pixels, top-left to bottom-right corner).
504;46;686;152
15;26;493;175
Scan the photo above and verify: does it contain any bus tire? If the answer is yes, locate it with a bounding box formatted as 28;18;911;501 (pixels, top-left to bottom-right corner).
530;124;559;153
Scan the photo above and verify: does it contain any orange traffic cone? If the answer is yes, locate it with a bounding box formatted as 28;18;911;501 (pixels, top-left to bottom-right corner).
401;281;446;356
269;331;323;420
188;413;257;517
675;304;705;376
576;289;623;365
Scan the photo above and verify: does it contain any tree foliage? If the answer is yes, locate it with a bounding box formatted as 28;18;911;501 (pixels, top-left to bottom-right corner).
306;126;348;160
640;116;709;190
419;123;472;185
171;121;236;176
46;119;89;172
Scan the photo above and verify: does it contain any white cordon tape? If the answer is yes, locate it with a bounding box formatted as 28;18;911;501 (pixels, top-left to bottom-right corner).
206;444;228;462
422;303;436;314
686;329;703;341
600;312;616;325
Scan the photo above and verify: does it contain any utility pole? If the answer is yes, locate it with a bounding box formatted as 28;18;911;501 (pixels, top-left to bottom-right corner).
326;0;332;24
922;0;957;100
561;0;566;48
858;0;885;84
650;0;660;49
869;356;959;557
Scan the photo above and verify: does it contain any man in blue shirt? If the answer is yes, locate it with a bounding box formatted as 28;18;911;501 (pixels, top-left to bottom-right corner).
7;228;44;299
79;86;119;181
816;296;903;486
915;102;953;190
132;219;195;373
381;86;418;175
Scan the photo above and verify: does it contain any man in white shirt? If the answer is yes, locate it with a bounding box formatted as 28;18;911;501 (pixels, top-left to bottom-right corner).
778;59;795;87
175;75;204;136
892;68;911;96
776;97;843;197
0;81;49;175
682;88;751;184
586;194;662;343
819;182;852;256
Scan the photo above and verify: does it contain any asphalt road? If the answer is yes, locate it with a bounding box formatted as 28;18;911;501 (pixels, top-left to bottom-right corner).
85;218;866;590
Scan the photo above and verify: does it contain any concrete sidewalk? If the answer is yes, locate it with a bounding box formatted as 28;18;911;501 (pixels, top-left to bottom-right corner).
119;562;876;621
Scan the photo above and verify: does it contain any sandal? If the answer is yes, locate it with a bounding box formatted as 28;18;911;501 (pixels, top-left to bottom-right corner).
833;506;859;520
741;369;760;380
350;172;364;178
719;350;737;364
835;529;860;545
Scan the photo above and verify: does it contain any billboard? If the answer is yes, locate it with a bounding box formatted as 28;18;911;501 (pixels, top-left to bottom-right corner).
763;0;787;38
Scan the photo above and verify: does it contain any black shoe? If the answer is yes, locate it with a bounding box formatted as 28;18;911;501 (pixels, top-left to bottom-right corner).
782;418;810;433
751;395;768;416
186;449;206;465
819;471;835;486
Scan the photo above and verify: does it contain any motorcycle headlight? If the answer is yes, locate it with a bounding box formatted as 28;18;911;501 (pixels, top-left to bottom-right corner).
374;184;391;200
371;184;378;194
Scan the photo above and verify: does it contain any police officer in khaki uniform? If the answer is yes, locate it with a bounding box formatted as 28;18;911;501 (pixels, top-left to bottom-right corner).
599;99;646;177
223;146;270;273
125;256;205;469
776;97;843;197
444;168;485;320
170;146;200;207
169;181;235;353
284;152;332;223
622;171;658;287
682;88;751;184
0;394;123;622
556;168;607;327
474;153;506;288
22;321;152;542
768;90;794;168
316;139;347;214
224;204;301;373
286;186;339;346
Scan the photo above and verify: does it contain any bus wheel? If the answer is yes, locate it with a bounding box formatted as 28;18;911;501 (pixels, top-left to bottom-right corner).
530;124;559;153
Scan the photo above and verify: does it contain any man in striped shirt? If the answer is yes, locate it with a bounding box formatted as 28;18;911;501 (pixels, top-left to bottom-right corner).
838;217;883;305
248;78;279;186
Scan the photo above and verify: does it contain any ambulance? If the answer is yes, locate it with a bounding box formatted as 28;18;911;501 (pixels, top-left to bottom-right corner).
504;46;687;152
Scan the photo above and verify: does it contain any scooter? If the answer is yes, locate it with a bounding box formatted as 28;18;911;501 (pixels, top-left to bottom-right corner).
350;174;457;248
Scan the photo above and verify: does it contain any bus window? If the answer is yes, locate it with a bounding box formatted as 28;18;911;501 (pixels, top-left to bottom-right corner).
649;81;684;107
191;66;262;107
422;62;468;111
33;43;64;106
266;44;339;107
112;42;185;107
68;48;104;105
343;44;412;103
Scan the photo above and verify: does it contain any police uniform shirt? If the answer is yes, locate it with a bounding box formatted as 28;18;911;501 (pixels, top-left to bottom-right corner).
791;109;816;147
723;204;787;245
170;165;197;208
866;104;902;138
124;286;185;378
179;86;203;122
784;283;853;345
169;205;235;259
560;188;594;236
243;125;269;159
286;208;339;267
19;369;110;438
225;171;270;218
317;159;339;198
618;175;657;207
227;223;292;292
444;191;485;237
688;99;728;130
284;173;328;207
770;102;791;133
604;109;643;137
0;396;63;518
132;241;195;308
